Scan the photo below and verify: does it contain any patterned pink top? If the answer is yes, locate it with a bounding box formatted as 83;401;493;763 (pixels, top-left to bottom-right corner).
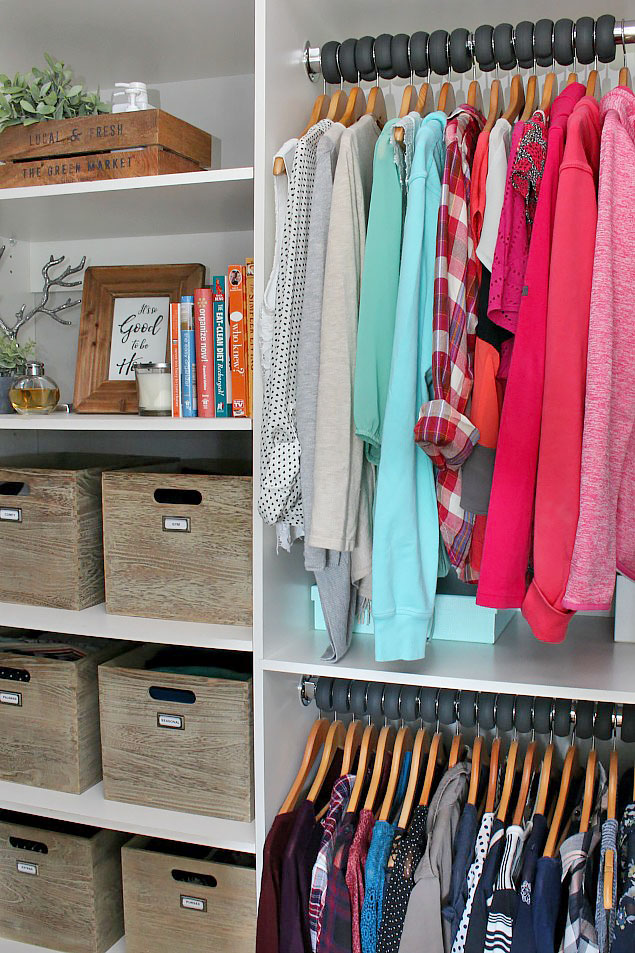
345;809;375;953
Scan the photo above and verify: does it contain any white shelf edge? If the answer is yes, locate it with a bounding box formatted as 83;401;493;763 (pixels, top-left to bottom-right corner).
0;779;255;853
0;167;254;202
0;601;253;652
0;939;125;953
260;615;635;705
0;414;252;431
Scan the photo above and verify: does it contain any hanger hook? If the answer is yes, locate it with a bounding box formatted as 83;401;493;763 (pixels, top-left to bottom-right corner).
454;691;461;736
381;685;387;728
475;693;480;738
446;32;452;84
347;681;355;723
549;700;555;745
612;706;618;750
493;693;500;739
570;701;577;746
425;34;431;80
592;703;597;751
371;38;379;88
408;35;414;87
335;43;344;92
530;699;536;742
364;683;371;727
551;23;556;71
398;687;404;730
490;31;499;82
623;19;628;67
435;689;441;736
511;697;518;742
470;33;476;83
572;21;578;74
593;21;599;74
511;27;519;75
416;690;423;730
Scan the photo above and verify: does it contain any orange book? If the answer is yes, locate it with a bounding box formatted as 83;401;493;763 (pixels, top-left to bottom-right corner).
170;302;181;417
193;287;215;418
228;265;248;417
245;257;254;417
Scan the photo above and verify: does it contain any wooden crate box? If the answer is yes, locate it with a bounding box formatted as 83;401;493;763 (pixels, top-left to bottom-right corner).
0;454;162;611
102;467;253;625
0;633;126;793
0;811;126;953
122;836;256;953
99;644;254;821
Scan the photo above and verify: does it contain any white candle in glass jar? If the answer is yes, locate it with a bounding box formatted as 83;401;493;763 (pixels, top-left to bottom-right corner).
134;363;172;416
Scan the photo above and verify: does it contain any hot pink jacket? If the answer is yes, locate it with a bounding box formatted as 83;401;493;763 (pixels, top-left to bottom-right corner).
477;84;585;609
563;87;635;610
522;97;601;642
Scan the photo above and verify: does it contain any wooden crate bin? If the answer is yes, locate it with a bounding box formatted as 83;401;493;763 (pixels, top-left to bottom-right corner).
122;836;256;953
0;810;126;953
0;632;126;793
99;644;254;821
102;466;253;625
0;454;163;611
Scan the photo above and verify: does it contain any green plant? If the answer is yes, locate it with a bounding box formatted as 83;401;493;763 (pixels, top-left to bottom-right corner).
0;333;35;371
0;53;110;134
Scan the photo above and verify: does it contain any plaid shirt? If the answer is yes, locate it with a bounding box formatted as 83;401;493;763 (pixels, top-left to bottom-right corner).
415;106;484;582
560;829;601;953
317;816;356;953
309;775;355;952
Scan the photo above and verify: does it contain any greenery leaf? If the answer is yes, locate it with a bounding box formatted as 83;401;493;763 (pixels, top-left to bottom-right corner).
20;100;36;112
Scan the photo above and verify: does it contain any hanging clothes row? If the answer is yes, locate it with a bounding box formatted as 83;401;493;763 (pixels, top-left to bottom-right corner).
258;61;635;662
256;685;635;953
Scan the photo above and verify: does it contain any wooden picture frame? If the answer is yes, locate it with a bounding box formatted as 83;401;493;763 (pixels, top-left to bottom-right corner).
74;263;205;413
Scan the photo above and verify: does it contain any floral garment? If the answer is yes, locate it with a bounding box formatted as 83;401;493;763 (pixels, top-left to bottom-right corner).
613;803;635;953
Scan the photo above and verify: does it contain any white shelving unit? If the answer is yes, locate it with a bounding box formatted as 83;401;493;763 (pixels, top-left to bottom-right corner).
0;414;252;431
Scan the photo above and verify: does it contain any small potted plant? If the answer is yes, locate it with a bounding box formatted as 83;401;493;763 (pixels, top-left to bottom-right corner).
0;335;34;413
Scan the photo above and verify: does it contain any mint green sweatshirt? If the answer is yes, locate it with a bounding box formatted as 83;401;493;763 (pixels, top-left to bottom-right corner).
373;113;447;662
354;118;403;465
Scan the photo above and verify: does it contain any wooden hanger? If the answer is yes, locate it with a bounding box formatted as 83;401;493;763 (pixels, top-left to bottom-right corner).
341;718;364;775
327;88;348;121
420;730;446;807
273;90;331;175
513;740;538;826
378;726;413;822
497;737;520;824
468;734;486;807
485;736;502;814
503;74;525;123
398;726;429;830
586;61;602;99
437;79;456;115
347;722;378;816
521;74;538;122
484;78;503;134
305;718;346;804
399;82;418;117
535;740;555;817
449;728;464;770
279;717;330;813
394;78;434;146
340;85;366;128
619;19;633;89
543;743;579;857
365;85;387;128
363;724;396;814
604;745;619;910
539;72;558;113
579;746;597;834
467;78;483;112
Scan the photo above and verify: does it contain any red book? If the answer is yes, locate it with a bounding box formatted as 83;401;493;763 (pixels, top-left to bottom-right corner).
228;265;248;417
194;288;214;418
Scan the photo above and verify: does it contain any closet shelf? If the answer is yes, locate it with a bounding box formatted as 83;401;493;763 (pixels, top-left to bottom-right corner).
0;167;254;241
261;614;635;704
0;601;253;652
0;413;252;431
0;940;125;953
0;779;256;852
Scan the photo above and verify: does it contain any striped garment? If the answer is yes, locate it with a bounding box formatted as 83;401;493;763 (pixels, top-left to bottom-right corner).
414;105;484;582
309;774;355;952
484;824;528;953
596;819;619;953
559;828;601;953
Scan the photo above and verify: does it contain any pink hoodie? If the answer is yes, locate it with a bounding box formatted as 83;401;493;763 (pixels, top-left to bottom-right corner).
563;87;635;610
522;97;601;642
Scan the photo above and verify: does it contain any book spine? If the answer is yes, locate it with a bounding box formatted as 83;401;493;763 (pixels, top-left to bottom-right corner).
194;287;214;418
245;257;254;417
170;302;181;417
228;265;248;417
212;276;229;417
180;296;197;418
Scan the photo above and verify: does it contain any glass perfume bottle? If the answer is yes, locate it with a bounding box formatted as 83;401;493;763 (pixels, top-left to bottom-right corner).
9;362;60;415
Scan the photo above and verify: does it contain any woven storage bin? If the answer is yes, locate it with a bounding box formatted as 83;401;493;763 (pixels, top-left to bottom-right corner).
0;811;126;953
122;836;256;953
102;465;252;625
99;644;254;821
0;632;125;793
0;454;161;610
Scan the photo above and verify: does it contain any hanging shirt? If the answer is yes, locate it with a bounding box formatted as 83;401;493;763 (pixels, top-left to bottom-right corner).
509;814;548;953
256;810;299;953
564;86;635;611
596;819;619;953
483;823;529;953
259;120;332;546
559;827;601;953
613;803;635;953
309;115;381;604
317;814;357;953
470;127;490;258
452;811;495;953
399;762;470;953
414;105;485;583
463;818;506;953
443;802;479;946
354;118;403;465
310;775;355;952
279;799;330;953
346;809;376;953
476;82;586;610
377;804;429;953
522;96;601;644
477;117;512;270
373;112;447;662
532;856;563;952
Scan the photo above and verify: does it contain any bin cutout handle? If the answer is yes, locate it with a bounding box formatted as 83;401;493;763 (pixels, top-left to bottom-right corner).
154;488;202;506
10;836;48;854
0;481;29;497
172;869;217;889
149;686;196;705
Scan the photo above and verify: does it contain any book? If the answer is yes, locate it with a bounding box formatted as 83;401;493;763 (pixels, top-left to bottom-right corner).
194;287;214;418
170;302;181;417
180;296;197;418
245;257;254;417
212;275;229;417
228;265;248;417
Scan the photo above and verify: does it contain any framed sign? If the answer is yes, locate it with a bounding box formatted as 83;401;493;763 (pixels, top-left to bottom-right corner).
73;263;205;413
